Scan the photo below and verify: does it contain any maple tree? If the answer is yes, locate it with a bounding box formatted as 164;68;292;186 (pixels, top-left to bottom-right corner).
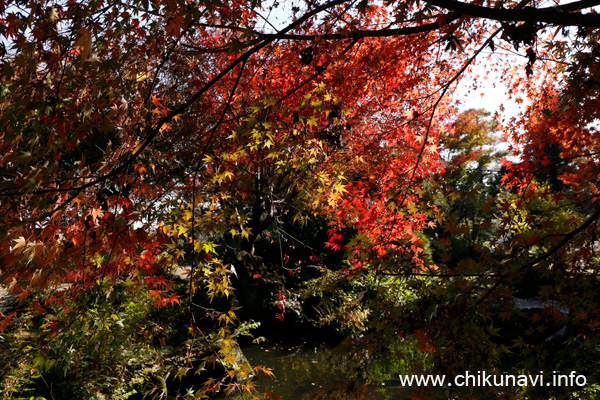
2;0;600;397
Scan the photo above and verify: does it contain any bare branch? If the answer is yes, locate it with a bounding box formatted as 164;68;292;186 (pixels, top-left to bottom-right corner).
424;0;600;26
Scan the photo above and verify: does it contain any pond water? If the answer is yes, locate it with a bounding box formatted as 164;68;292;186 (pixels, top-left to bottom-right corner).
242;342;412;399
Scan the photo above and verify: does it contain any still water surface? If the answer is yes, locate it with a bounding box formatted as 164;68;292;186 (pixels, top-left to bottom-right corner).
242;342;411;399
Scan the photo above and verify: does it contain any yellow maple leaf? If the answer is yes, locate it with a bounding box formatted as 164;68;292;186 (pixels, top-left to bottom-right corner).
177;225;189;237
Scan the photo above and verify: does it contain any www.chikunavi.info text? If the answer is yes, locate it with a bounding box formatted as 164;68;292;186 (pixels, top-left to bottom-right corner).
399;371;587;387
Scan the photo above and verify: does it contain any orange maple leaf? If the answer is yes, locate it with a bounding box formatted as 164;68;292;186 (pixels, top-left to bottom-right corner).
91;207;102;222
72;235;84;247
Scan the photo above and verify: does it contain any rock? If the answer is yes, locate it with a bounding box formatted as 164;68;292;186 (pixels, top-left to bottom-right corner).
0;286;16;315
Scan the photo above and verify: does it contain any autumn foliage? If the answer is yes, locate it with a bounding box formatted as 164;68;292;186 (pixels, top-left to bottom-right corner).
2;0;600;398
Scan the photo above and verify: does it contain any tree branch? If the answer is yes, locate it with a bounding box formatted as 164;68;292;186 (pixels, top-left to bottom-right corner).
181;18;456;55
423;0;600;27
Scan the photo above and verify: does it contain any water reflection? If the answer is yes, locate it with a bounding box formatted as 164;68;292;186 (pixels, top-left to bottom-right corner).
242;342;411;399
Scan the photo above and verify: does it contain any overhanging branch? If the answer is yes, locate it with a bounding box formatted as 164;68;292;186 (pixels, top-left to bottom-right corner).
181;17;456;55
423;0;600;26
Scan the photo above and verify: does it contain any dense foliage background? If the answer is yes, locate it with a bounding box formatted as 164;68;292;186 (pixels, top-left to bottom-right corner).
2;0;600;398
